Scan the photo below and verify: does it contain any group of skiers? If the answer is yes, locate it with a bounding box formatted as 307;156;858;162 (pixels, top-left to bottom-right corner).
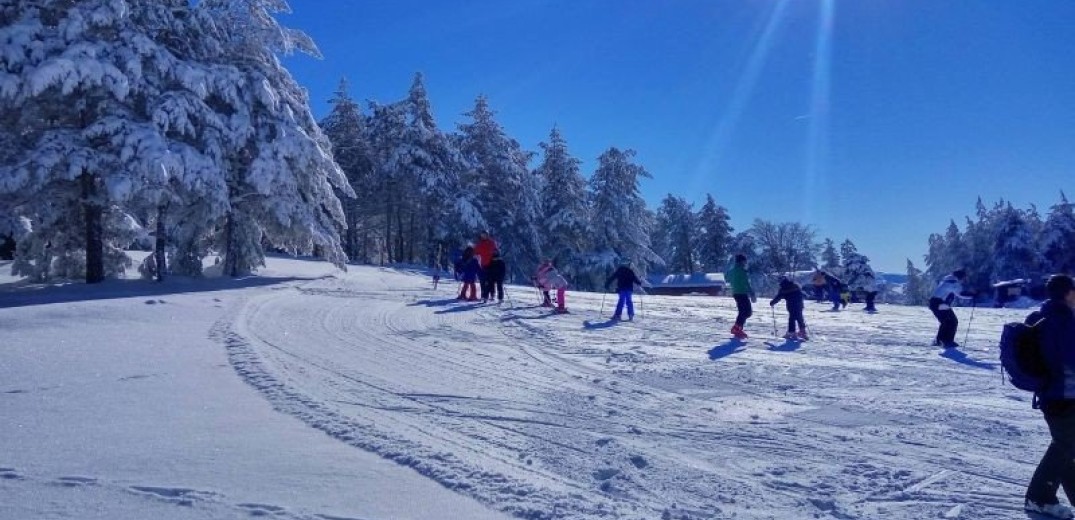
446;232;650;319
809;269;879;312
452;232;507;303
445;243;1075;518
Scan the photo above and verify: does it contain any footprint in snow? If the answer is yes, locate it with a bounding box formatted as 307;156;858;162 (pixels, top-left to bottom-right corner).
55;476;97;487
238;503;287;516
1;467;24;480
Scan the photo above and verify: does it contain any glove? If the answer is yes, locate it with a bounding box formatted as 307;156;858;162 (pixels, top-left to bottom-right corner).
769;299;777;307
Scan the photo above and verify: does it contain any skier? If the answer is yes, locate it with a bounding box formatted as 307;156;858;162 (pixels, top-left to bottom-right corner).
457;247;480;301
533;259;554;307
486;251;507;304
860;272;879;312
1024;274;1075;519
605;259;643;321
770;276;808;340
474;231;497;301
823;271;844;311
543;264;570;313
724;254;756;338
928;268;974;348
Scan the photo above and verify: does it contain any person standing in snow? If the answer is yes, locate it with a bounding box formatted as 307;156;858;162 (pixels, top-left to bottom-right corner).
770;276;808;340
543;265;571;314
457;247;480;301
860;272;879;313
1024;274;1075;519
928;268;975;348
533;259;555;307
474;231;498;301
485;251;507;304
823;271;844;311
605;259;643;321
724;254;756;338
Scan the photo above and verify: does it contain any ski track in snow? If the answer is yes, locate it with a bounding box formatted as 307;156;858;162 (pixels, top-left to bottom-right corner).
218;268;1045;519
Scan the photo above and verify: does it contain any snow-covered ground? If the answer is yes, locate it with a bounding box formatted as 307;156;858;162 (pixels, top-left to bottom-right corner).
0;256;1054;519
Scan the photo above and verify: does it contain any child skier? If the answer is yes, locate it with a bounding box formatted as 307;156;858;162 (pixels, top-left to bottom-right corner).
605;259;643;321
724;254;756;338
770;276;808;340
457;247;480;301
533;259;555;307
543;265;570;313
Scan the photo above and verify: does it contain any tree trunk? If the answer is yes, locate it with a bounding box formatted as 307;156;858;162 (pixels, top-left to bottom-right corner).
223;212;237;277
155;204;167;282
81;172;104;284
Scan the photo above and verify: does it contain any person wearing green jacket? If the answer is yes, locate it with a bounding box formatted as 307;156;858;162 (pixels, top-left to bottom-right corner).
725;253;756;339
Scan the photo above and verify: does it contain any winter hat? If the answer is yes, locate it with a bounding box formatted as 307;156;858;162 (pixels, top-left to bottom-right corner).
953;268;967;279
734;253;747;264
1047;274;1075;301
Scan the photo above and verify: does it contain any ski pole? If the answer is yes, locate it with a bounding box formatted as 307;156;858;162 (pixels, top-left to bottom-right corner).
770;304;778;338
963;299;977;348
638;288;645;320
599;291;607;318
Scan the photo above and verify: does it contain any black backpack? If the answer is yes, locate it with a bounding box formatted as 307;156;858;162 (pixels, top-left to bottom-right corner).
999;311;1048;395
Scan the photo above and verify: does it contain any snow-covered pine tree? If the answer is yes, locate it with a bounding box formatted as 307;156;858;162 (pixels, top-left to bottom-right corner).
841;252;875;290
652;195;696;274
695;194;733;273
1040;192;1075;273
535;126;590;280
585;147;661;281
820;238;840;271
455;95;540;279
0;0;230;282
402;73;474;266
320;78;375;263
839;239;858;267
198;0;351;277
992;202;1041;282
924;220;965;283
904;258;930;306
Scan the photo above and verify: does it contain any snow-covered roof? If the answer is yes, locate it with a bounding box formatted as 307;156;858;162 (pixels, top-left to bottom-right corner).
655;273;726;287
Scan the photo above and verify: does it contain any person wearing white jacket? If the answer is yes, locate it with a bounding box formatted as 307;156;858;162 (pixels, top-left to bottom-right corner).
928;268;975;348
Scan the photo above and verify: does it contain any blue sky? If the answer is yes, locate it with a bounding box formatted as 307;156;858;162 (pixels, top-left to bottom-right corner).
282;0;1074;273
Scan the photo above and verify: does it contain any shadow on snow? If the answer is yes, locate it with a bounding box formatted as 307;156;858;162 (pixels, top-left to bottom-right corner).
765;340;803;352
0;275;309;309
707;339;746;360
939;348;997;370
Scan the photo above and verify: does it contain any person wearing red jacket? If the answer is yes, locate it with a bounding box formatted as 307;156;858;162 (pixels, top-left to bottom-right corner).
473;231;497;301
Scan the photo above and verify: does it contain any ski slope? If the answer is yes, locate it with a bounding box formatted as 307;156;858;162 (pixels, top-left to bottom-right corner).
0;257;1052;519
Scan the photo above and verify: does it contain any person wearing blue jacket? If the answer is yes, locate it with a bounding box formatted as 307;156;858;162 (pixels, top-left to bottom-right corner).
1024;274;1075;519
823;271;843;311
605;260;643;321
770;276;808;340
457;247;480;301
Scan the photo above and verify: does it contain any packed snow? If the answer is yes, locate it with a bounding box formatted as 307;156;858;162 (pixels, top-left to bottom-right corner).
0;256;1056;519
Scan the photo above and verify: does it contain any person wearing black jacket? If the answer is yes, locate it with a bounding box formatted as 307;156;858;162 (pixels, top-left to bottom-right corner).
485;251;507;303
770;276;808;340
605;260;644;321
1024;274;1075;519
